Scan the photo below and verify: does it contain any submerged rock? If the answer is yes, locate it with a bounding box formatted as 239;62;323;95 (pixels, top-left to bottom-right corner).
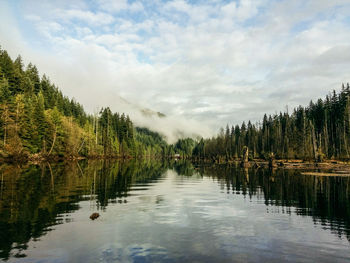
90;212;100;220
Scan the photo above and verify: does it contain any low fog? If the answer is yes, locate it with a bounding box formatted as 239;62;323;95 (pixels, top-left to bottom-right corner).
97;94;214;143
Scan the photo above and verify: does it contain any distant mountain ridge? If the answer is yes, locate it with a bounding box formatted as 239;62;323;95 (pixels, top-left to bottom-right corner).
103;94;211;144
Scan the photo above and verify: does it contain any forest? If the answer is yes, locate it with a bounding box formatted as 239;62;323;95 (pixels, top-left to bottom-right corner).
192;84;350;162
0;47;175;161
1;46;349;163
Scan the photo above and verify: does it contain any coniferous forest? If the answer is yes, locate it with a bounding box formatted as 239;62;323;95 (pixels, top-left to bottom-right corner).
193;84;350;162
1;46;349;163
0;47;171;161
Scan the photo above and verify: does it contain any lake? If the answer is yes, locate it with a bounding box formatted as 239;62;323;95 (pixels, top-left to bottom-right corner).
0;160;350;262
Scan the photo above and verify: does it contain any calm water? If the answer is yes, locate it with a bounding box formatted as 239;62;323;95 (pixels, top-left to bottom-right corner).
0;161;350;263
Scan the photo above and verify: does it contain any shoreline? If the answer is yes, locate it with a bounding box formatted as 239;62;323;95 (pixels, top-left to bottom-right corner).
193;158;350;172
1;156;350;172
0;154;134;165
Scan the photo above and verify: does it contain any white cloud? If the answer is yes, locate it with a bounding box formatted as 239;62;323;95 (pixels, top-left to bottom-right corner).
56;9;115;25
129;1;144;12
97;0;128;12
97;0;144;13
1;0;350;140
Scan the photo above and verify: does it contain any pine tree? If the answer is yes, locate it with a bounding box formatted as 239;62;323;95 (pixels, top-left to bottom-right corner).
33;92;47;152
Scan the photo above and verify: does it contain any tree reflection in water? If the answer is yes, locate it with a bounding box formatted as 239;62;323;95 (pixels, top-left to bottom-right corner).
0;160;349;260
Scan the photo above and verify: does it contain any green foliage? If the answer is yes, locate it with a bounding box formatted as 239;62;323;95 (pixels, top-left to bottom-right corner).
174;138;195;157
135;127;168;158
193;84;350;162
0;47;167;160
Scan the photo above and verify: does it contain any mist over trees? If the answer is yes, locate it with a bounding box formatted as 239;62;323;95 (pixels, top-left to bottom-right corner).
0;47;169;160
193;85;350;162
1;46;349;162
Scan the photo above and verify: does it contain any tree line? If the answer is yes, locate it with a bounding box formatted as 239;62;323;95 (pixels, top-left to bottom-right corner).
0;47;169;161
192;84;350;162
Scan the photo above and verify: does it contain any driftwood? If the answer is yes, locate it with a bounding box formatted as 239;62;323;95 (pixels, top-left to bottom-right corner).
253;161;260;168
268;153;277;168
240;146;250;168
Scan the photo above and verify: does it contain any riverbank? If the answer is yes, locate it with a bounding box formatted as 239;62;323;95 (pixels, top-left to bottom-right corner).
0;153;134;165
2;154;350;174
252;159;350;170
193;158;350;173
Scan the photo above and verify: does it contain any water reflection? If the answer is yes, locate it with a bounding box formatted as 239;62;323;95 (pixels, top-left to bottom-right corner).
0;160;167;260
0;160;349;261
201;164;350;241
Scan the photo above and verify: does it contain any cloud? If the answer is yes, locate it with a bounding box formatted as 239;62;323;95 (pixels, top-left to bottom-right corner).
97;0;144;13
56;9;115;25
1;0;350;139
98;0;128;12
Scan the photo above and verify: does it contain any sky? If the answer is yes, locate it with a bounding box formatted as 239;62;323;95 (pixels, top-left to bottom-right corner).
0;0;350;140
